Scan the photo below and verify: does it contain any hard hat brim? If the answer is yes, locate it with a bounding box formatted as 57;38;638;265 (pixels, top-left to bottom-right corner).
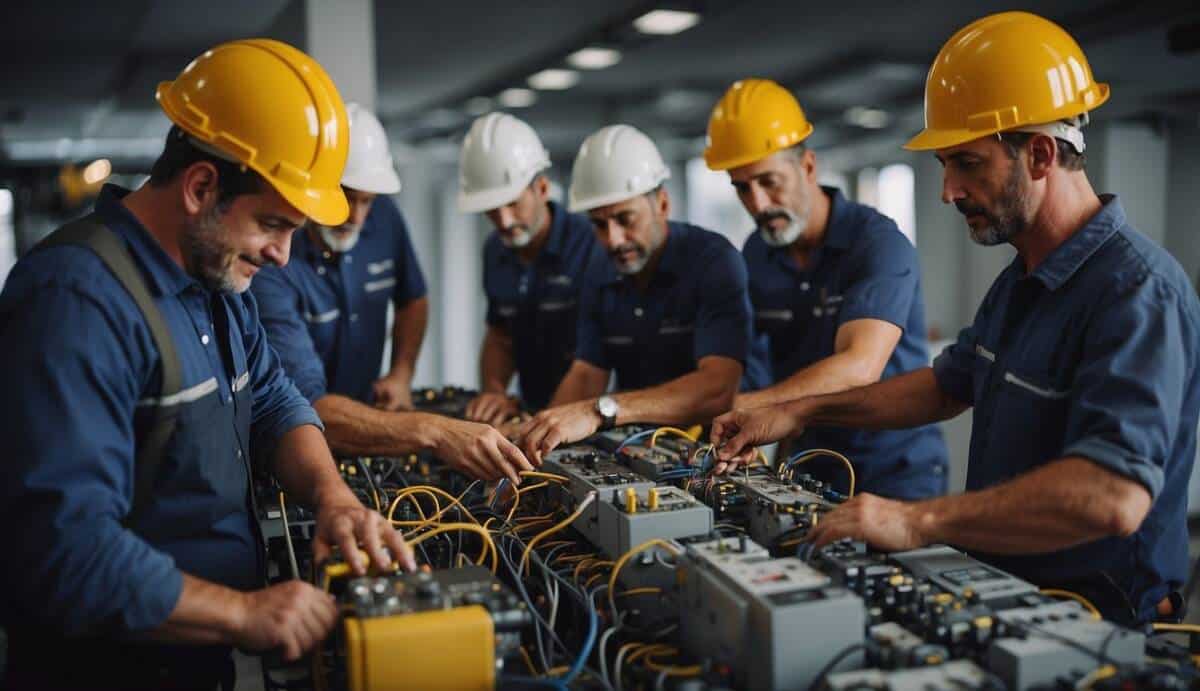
704;122;814;171
902;127;985;152
568;187;659;214
457;182;527;214
342;165;402;195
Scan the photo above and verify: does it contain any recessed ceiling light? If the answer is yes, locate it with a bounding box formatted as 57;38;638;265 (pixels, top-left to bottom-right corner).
527;69;580;91
633;9;700;35
843;106;891;129
497;88;537;108
567;47;622;70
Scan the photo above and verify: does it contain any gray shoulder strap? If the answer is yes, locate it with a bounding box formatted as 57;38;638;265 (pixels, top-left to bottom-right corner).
35;213;182;520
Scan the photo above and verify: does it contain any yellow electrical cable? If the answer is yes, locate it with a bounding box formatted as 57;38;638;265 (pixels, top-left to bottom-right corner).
650;426;699;448
1039;588;1102;620
786;449;856;497
607;538;681;616
386;488;438;522
519;646;537;675
406;522;498;573
1152;623;1200;634
1075;664;1117;690
388;485;479;525
616;587;662;597
519;470;570;483
643;649;702;676
505;481;555;522
519;492;597;576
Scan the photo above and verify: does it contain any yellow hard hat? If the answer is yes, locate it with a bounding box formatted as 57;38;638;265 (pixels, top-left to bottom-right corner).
904;11;1109;152
156;39;350;226
704;78;814;171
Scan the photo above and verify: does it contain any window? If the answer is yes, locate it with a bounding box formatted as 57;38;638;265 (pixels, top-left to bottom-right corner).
877;163;916;246
0;189;15;289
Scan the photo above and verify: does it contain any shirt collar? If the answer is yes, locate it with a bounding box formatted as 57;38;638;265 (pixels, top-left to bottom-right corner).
822;186;856;250
93;184;200;297
1024;194;1124;291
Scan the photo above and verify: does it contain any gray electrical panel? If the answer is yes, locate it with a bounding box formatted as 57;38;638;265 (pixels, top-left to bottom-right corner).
825;659;994;690
678;536;865;691
890;545;1037;606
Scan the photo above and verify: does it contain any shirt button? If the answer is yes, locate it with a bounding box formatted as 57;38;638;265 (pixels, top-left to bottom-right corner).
237;449;243;458
634;307;644;318
812;307;823;317
201;334;210;345
317;266;327;276
350;313;359;322
800;282;810;291
345;255;353;264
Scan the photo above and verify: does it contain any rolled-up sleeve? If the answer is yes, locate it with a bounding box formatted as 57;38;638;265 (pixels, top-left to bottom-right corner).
932;325;978;407
249;266;328;403
839;229;918;329
693;242;752;365
574;265;608;369
0;276;181;635
1061;278;1188;499
239;290;324;463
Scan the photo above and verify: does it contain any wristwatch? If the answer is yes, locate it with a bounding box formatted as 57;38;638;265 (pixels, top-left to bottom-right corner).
595;396;619;431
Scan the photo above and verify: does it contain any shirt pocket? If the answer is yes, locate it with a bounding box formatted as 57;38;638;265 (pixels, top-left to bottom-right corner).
994;364;1072;465
363;271;397;303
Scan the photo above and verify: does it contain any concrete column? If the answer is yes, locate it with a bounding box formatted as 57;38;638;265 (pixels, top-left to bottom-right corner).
305;0;377;110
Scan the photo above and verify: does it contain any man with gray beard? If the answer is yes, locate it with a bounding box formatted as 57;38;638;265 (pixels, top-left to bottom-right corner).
705;79;947;499
710;13;1200;626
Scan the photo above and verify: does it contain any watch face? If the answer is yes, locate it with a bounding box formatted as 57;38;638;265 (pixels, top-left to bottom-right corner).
598;397;618;417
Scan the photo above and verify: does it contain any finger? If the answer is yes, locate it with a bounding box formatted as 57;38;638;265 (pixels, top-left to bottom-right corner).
380;519;417;572
709;417;732;445
356;510;390;571
330;514;364;575
281;629;302;662
476;397;501;423
713;461;728;475
500;436;535;473
485;407;509;427
538;426;563;462
521;420;549;461
294;604;325;655
489;438;523;487
464;398;482;421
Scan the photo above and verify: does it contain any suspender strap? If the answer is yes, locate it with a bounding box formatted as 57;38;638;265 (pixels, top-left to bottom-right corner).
35;213;183;520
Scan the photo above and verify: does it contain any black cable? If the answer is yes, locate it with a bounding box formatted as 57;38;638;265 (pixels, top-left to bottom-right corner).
807;643;866;691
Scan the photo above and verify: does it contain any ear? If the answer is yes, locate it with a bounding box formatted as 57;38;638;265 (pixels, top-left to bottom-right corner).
656;186;670;219
179;161;220;215
801;148;817;182
533;174;551;199
1027;134;1056;181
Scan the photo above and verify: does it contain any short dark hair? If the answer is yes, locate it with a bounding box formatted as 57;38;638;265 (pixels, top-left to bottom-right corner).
148;125;266;206
998;131;1086;172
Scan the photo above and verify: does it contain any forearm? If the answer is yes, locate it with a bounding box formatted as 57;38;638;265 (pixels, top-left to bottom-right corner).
615;368;737;427
914;457;1150;554
739;351;880;408
145;573;244;646
549;363;608;406
313;394;440;457
387;298;428;380
794;367;967;430
480;326;515;394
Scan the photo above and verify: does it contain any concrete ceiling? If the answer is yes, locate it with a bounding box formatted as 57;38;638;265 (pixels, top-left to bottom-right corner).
1;0;1198;166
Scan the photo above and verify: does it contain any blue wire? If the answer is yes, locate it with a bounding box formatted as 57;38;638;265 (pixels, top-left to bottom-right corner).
499;676;568;690
614;428;656;454
490;479;508;509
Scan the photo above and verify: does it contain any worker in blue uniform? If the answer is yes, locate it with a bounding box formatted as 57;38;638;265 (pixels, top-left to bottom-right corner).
520;125;754;461
711;12;1199;626
704;79;948;499
0;41;415;690
457;113;600;424
252;105;531;485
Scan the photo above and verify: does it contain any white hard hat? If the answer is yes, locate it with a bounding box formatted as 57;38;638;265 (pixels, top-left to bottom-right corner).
341;103;402;195
457;113;551;213
567;125;670;212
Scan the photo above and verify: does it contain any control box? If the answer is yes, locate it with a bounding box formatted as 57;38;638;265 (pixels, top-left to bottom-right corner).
678;536;865;691
890;545;1037;607
987;600;1144;690
541;446;655;501
824;659;997;690
728;468;836;549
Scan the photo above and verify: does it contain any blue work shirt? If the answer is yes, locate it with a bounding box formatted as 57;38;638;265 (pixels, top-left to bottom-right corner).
576;221;753;390
251;195;427;404
934;196;1200;623
483;202;599;409
743;187;948;499
0;185;321;638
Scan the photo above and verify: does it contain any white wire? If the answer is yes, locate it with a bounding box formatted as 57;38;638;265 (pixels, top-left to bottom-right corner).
598;619;624;688
279;492;300;580
547;577;561;631
614;644;635;691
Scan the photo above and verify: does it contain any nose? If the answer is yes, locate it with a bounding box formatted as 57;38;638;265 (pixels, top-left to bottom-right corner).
941;172;965;205
600;221;627;249
496;206;517;231
746;182;772;215
263;232;292;267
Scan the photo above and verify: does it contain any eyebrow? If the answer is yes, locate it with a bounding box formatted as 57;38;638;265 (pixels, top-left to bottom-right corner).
259;214;303;229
